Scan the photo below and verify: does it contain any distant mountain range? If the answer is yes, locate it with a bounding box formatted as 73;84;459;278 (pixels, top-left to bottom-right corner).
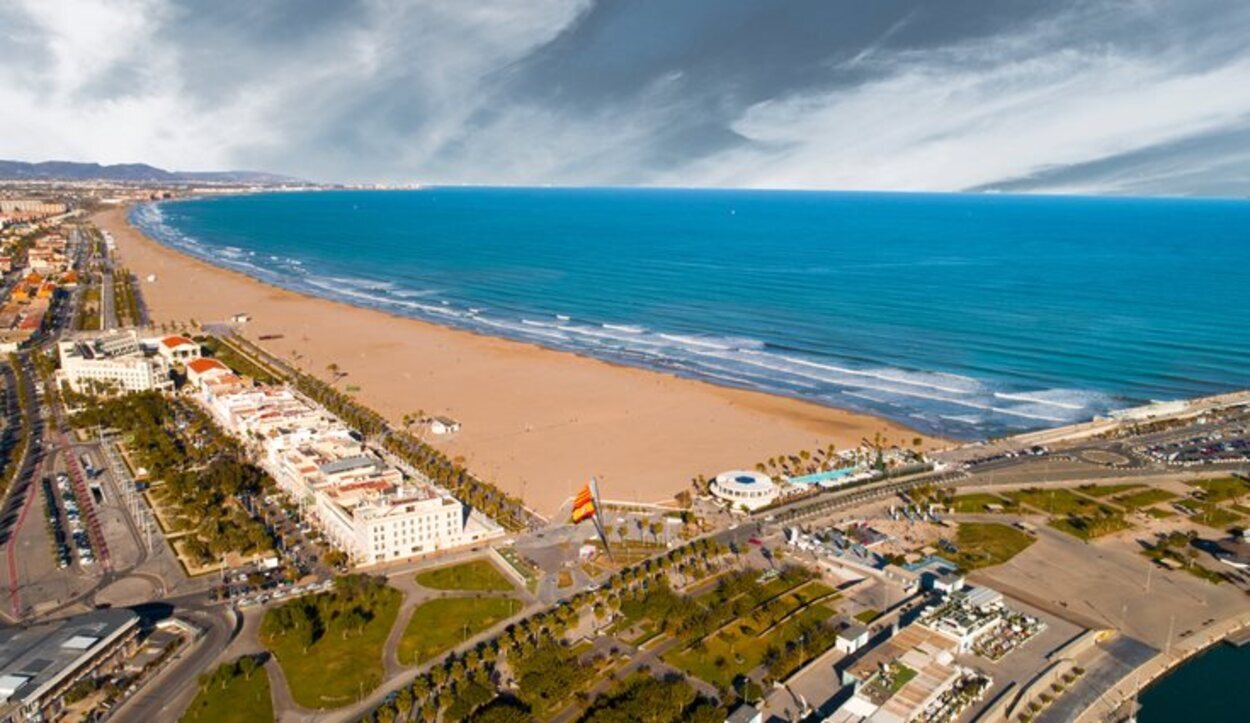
0;159;308;185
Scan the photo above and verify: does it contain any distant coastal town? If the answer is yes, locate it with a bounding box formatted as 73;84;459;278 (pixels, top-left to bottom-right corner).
0;181;1248;723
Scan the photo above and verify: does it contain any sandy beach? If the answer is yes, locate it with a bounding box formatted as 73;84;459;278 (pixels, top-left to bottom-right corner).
94;205;937;515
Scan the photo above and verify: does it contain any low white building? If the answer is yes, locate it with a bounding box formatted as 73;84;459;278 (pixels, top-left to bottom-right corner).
710;470;779;511
836;621;871;654
185;357;232;388
57;332;173;394
428;416;461;435
153;335;200;363
918;585;1008;654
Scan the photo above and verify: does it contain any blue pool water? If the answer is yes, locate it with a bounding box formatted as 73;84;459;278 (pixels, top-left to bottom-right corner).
132;188;1250;439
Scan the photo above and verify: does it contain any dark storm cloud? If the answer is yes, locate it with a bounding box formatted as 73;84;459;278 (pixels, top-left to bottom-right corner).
3;0;1249;195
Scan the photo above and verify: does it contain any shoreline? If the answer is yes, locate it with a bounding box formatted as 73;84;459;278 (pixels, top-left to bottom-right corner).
93;206;940;515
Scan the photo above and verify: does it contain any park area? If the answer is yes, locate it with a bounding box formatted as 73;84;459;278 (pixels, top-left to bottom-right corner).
1187;476;1250;503
1109;487;1175;510
629;568;842;689
1004;488;1132;540
259;576;401;708
952;522;1036;570
398;596;521;664
181;657;272;723
949;492;1013;513
415;559;515;592
663;601;836;689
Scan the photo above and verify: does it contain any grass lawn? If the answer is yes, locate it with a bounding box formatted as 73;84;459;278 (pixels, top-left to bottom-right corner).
950;493;1012;513
854;608;882;624
865;663;918;700
663;604;835;689
1007;488;1110;517
1049;514;1132;541
182;665;272;723
1111;488;1177;510
1191;503;1243;530
1187;477;1250;504
1076;483;1143;498
952;523;1036;570
262;591;401;708
751;583;836;632
1146;507;1175;519
398;596;521;665
415;559;515;592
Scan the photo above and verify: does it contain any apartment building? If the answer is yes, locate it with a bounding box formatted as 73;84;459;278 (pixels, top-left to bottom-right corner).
202;384;502;565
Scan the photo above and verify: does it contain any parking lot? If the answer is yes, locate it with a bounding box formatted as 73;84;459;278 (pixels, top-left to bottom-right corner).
1138;424;1250;466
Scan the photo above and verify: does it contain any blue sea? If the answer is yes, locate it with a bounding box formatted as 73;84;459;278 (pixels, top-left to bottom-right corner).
1138;642;1250;722
131;188;1250;439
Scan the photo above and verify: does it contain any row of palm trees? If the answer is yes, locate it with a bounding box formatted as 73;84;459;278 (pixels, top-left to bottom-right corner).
613;517;668;547
282;364;538;532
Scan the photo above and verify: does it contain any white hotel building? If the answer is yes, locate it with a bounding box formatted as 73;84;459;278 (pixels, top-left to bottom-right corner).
198;381;502;565
57;332;176;394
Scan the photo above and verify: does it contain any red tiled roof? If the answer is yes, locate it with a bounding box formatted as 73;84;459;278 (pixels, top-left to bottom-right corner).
161;335;196;349
187;358;229;375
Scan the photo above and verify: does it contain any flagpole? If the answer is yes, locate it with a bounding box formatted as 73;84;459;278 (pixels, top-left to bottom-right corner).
590;477;613;561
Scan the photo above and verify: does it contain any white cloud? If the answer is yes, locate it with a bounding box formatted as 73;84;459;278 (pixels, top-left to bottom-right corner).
673;16;1250;192
1;0;1249;193
14;0;166;94
0;0;592;175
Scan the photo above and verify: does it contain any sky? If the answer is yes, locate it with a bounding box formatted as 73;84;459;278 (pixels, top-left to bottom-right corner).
2;0;1249;195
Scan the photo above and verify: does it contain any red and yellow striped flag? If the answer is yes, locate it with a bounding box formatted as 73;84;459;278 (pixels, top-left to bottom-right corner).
571;482;597;524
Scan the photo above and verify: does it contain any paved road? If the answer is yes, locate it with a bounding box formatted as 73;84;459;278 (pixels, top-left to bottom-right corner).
110;600;237;722
0;353;48;620
100;257;117;330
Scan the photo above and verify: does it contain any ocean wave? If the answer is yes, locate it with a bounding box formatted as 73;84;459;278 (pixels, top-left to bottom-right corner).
557;325;669;347
992;389;1094;410
127;199;1134;440
602;323;645;334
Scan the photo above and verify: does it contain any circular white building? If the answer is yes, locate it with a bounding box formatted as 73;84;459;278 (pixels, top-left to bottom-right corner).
710;470;778;511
